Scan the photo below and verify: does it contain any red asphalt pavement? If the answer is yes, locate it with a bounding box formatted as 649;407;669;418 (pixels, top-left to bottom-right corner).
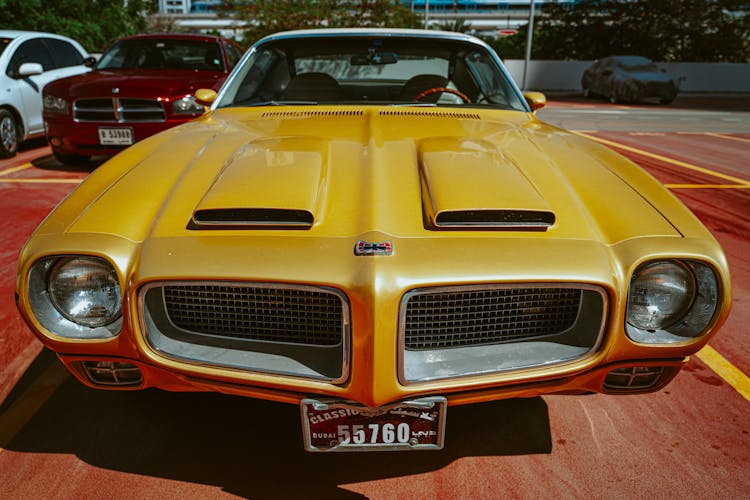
0;108;748;498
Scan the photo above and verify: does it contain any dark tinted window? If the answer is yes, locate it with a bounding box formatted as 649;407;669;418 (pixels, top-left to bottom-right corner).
224;41;242;68
97;39;225;71
45;38;84;68
0;38;11;57
7;38;55;76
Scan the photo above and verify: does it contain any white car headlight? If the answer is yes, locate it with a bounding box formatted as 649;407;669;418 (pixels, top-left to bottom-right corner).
43;94;68;114
48;257;121;327
172;95;205;115
27;256;122;339
626;259;720;344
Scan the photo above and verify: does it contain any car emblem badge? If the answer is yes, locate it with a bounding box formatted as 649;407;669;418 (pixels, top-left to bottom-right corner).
354;240;393;256
112;87;120;94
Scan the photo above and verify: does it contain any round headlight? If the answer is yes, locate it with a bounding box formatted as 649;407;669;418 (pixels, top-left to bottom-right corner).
172;95;205;115
48;257;122;327
627;260;695;331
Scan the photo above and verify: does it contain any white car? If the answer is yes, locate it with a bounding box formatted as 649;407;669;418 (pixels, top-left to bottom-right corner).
0;31;90;157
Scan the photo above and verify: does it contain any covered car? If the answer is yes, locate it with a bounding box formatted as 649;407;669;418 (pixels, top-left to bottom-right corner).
42;33;243;165
17;29;730;452
581;55;679;104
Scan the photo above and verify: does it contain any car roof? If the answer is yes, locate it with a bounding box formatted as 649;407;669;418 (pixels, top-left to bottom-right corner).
0;30;76;40
258;28;485;46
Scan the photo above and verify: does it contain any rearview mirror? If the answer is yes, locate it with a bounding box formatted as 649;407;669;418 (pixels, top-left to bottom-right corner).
523;91;547;112
195;88;217;105
350;52;398;66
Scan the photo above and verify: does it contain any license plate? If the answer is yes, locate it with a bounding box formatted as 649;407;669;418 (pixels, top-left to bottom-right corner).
98;127;134;145
301;396;446;452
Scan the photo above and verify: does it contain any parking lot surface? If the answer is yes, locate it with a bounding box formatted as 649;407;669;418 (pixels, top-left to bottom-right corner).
1;97;748;498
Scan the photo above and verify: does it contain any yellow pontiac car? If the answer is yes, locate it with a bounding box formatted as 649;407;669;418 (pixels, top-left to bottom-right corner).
16;29;731;452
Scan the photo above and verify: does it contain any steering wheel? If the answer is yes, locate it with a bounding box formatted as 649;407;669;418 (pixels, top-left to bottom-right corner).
414;87;472;103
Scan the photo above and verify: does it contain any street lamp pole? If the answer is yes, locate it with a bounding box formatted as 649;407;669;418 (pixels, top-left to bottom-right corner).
424;0;430;29
522;0;536;90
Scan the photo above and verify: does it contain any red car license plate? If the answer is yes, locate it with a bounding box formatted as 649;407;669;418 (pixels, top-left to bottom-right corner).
98;127;134;146
301;396;446;452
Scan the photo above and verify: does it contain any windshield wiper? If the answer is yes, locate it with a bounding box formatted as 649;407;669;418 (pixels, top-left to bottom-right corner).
245;100;319;107
389;102;437;107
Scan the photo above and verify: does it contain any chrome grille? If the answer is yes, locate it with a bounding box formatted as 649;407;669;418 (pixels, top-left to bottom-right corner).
403;286;582;350
74;98;165;122
163;284;344;346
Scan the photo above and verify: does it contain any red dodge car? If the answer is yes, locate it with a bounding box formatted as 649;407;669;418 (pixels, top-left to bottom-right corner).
43;33;242;165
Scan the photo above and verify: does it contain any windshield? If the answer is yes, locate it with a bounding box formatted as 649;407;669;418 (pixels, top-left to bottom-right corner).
217;35;526;111
97;38;224;71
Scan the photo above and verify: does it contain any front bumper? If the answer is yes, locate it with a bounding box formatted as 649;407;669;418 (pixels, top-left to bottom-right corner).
57;353;687;405
45;116;194;157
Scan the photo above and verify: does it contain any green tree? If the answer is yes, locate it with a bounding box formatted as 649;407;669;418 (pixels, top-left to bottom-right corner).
524;0;750;62
0;0;155;52
221;0;421;47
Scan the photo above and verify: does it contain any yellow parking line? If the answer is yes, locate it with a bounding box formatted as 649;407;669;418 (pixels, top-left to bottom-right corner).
0;178;82;184
696;345;750;403
665;184;750;189
705;133;750;144
0;164;33;176
0;362;70;452
576;132;750;187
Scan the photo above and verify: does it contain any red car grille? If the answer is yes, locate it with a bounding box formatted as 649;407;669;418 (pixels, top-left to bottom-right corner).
74;98;165;122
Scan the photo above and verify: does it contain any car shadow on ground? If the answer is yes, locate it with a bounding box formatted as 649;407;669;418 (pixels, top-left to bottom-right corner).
5;350;552;498
31;154;105;173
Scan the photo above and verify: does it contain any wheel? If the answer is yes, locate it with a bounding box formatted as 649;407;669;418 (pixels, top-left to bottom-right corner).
0;109;19;158
54;151;91;166
415;87;472;103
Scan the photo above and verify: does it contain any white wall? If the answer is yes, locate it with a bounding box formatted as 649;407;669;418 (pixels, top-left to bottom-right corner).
504;60;750;93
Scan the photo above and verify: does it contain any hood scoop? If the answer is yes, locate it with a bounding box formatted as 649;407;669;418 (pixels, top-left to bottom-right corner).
420;138;555;231
190;137;325;230
191;208;314;229
434;209;555;229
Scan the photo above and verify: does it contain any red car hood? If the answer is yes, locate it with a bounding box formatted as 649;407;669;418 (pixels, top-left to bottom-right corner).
44;69;227;99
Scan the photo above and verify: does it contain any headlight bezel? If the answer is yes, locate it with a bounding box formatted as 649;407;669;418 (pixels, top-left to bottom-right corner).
626;258;722;345
27;255;123;340
172;95;206;115
43;94;69;115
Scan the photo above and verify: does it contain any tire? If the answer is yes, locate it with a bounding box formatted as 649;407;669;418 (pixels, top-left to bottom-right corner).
54;151;91;166
0;109;19;158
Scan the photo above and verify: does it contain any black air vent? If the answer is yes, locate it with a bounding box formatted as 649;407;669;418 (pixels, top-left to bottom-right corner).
191;208;314;229
261;110;364;118
380;110;481;120
433;210;555;230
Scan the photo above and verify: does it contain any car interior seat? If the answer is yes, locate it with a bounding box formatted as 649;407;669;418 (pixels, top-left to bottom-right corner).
281;72;344;102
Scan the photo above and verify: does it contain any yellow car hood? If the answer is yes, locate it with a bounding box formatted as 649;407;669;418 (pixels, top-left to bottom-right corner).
58;106;685;247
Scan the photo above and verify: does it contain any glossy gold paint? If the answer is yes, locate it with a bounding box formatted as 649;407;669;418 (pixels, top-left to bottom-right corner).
16;105;732;408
